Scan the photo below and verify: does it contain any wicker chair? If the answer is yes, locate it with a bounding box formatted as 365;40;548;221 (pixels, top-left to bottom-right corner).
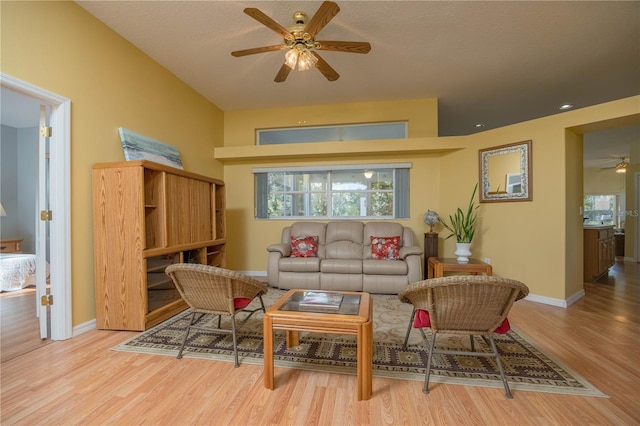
165;263;269;367
398;275;529;398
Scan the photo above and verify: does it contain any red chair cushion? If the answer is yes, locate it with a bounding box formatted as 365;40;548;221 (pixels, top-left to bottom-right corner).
412;309;511;334
234;297;252;309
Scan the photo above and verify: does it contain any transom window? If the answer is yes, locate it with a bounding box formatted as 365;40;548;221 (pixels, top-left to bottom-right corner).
257;122;407;145
254;164;410;219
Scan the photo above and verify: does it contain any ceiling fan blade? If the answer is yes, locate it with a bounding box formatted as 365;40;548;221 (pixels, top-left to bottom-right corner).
231;45;284;57
311;52;339;81
315;40;372;54
304;1;340;38
274;63;292;83
244;8;293;40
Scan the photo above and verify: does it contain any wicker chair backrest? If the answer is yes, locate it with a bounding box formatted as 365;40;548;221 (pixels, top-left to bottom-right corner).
166;263;268;315
399;275;529;335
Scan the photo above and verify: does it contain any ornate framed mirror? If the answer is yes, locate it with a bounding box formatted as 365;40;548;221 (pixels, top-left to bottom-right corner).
479;140;532;203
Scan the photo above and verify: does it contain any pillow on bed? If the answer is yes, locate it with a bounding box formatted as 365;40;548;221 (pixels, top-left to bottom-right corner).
290;236;319;258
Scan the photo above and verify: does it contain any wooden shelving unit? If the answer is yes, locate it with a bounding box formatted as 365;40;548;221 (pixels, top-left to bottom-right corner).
92;160;226;331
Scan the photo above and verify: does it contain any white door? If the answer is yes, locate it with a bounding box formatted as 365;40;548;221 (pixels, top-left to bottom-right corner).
36;105;50;339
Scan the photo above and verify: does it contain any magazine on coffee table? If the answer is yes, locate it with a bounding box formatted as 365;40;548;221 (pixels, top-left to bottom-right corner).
299;291;343;310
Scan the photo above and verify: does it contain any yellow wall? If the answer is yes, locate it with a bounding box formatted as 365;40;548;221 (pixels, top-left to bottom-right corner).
1;2;224;326
223;97;639;303
222;100;444;271
584;168;627;195
224;98;438;146
439;99;638;300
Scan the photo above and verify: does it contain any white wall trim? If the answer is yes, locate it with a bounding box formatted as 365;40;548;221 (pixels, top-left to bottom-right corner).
73;319;96;337
524;289;584;308
252;163;412;173
1;73;72;340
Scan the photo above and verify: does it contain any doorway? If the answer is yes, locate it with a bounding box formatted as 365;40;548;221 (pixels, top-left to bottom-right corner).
0;74;72;350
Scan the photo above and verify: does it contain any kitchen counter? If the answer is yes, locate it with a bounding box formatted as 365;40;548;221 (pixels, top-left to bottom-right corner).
583;226;615;281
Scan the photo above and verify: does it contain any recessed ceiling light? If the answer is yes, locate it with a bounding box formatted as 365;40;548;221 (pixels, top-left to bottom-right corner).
475;123;485;128
559;104;573;110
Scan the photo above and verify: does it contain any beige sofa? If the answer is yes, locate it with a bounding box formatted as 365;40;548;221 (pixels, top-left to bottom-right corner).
267;221;423;294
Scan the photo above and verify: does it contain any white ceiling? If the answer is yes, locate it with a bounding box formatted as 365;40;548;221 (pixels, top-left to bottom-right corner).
2;1;638;167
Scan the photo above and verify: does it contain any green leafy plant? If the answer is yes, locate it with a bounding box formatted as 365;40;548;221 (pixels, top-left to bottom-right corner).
439;183;479;243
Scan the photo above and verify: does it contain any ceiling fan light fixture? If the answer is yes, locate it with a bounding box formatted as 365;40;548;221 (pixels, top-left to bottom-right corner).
285;48;299;69
297;47;317;71
615;160;628;174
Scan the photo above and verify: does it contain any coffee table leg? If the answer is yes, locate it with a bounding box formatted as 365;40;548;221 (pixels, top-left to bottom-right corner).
285;330;300;347
357;319;373;401
263;315;274;390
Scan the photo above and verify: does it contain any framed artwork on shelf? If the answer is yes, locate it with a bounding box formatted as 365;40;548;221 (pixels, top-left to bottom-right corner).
119;127;183;169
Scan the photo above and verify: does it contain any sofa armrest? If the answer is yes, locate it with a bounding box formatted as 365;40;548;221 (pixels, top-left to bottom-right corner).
267;243;291;257
399;245;423;260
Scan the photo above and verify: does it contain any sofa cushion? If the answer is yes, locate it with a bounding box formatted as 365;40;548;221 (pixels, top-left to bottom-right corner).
370;236;400;260
279;257;321;272
325;221;364;259
290;235;319;257
321;259;363;274
362;259;408;275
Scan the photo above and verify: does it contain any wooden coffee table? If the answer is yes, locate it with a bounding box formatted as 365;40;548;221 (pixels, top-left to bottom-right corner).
263;289;373;401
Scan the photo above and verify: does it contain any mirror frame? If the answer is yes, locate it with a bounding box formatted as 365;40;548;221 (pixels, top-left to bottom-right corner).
478;140;532;203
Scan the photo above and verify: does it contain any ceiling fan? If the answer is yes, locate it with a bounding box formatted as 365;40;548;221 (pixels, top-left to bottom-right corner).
231;1;371;83
599;156;629;173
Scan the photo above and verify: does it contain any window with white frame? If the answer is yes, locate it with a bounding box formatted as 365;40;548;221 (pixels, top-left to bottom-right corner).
254;164;410;219
583;194;620;226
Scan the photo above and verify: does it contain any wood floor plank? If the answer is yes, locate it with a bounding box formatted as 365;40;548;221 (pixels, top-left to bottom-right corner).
1;260;638;425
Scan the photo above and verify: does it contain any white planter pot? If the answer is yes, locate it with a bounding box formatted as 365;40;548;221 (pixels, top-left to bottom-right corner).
454;243;472;263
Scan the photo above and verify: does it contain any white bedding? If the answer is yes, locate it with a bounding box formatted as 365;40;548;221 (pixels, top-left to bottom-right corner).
0;254;49;292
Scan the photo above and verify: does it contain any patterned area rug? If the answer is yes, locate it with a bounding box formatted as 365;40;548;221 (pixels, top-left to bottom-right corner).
112;289;606;397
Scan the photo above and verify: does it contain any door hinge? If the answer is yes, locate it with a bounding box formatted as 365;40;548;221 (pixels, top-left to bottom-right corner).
40;210;53;221
40;126;52;137
45;153;51;159
41;295;53;306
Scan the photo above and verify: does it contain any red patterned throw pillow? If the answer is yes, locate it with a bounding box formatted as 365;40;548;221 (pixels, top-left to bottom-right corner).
371;236;400;260
290;235;319;258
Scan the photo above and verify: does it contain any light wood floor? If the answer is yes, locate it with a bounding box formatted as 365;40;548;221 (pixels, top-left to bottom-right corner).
1;261;638;425
0;288;51;363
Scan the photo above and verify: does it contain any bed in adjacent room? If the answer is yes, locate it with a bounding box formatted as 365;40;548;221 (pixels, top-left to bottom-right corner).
0;254;49;292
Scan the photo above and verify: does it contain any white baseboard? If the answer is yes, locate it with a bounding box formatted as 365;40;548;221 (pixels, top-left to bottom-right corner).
73;318;96;336
524;289;585;308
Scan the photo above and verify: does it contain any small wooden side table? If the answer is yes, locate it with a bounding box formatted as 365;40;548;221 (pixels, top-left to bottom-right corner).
427;257;492;278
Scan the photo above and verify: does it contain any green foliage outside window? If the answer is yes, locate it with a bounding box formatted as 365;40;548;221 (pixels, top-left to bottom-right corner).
266;170;394;218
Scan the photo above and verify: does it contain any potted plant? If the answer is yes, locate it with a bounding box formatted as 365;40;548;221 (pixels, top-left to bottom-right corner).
438;183;479;262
